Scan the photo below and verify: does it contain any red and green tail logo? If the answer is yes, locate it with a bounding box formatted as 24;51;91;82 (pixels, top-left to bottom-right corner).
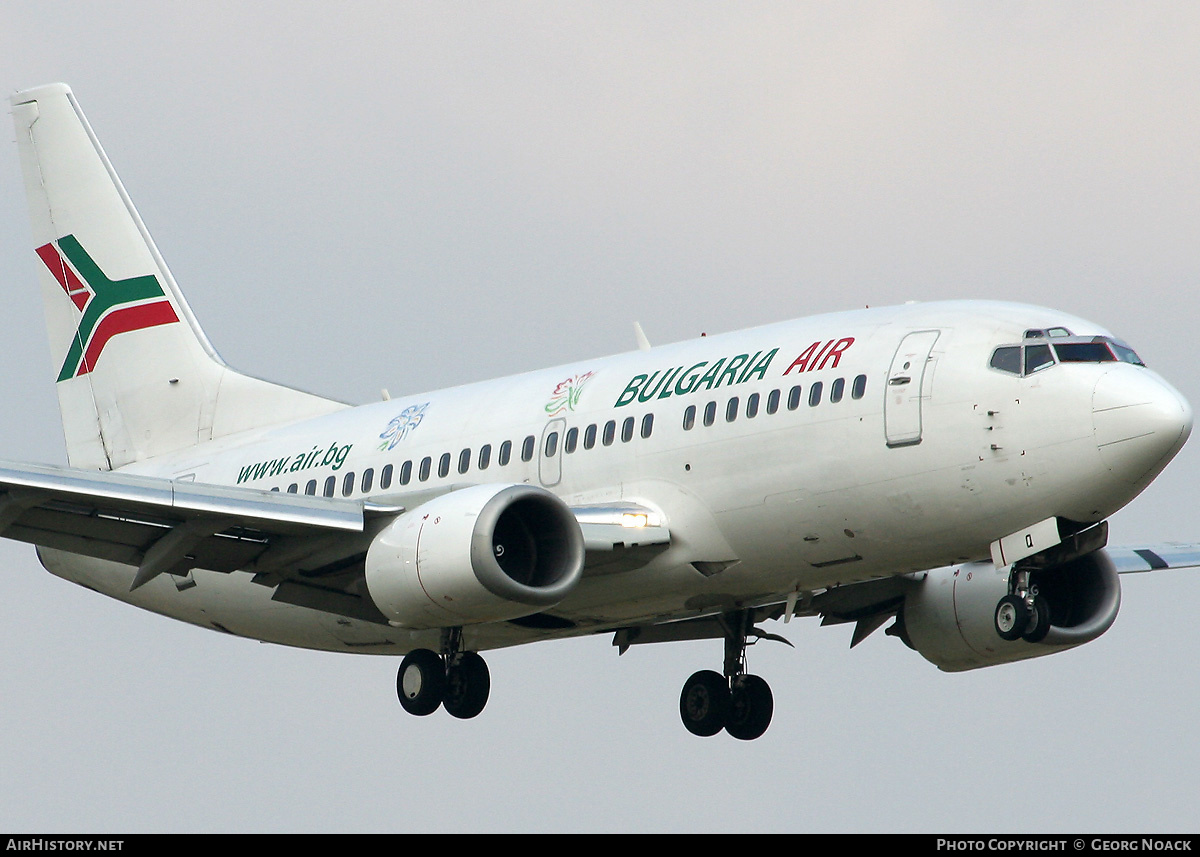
36;235;179;382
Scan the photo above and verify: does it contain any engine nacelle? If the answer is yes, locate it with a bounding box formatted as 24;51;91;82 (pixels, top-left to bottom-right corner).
900;550;1121;671
365;483;585;629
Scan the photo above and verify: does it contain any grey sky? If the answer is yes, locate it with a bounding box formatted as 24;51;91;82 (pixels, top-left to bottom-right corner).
1;2;1198;832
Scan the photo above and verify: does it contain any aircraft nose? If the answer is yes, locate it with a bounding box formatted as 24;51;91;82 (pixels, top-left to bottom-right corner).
1093;368;1193;485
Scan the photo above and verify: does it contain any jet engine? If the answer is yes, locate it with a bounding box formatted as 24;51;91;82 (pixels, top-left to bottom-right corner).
898;549;1121;671
365;483;585;629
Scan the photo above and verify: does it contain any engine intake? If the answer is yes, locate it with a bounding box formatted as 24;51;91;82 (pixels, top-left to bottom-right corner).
365;483;585;629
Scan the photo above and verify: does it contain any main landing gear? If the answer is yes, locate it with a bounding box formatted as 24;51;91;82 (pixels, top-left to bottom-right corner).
396;628;491;720
993;566;1051;644
679;611;777;741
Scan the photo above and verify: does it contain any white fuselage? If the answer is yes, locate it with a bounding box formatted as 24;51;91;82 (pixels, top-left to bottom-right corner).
38;299;1191;655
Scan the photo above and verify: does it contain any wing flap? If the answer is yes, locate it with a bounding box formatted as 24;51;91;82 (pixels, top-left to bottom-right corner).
0;461;364;532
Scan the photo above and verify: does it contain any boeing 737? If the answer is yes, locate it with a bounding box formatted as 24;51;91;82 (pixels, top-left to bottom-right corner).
5;83;1197;740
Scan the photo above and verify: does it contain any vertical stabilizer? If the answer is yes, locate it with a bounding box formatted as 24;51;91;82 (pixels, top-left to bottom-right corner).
11;84;345;470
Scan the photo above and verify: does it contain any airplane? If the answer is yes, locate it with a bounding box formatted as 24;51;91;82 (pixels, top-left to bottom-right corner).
5;82;1197;741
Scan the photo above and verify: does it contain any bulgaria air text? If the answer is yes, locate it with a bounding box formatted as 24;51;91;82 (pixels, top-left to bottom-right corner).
613;338;854;408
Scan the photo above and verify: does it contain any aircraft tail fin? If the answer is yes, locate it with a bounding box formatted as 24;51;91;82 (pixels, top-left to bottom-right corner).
10;84;345;470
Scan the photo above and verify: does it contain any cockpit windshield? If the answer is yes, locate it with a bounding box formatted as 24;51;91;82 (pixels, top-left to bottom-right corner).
1053;336;1144;366
989;335;1144;377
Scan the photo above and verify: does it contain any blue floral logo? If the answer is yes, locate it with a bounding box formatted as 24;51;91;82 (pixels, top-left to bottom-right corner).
379;403;429;451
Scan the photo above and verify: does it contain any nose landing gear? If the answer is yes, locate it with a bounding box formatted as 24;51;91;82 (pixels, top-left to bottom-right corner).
993;566;1051;644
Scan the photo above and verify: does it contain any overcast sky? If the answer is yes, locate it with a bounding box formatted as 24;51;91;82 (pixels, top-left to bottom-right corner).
2;2;1199;833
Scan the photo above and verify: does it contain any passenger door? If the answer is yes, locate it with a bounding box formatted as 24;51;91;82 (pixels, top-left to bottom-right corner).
885;330;940;447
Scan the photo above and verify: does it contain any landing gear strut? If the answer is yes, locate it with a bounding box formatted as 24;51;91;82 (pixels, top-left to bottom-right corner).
993;566;1051;644
396;628;491;720
679;611;775;741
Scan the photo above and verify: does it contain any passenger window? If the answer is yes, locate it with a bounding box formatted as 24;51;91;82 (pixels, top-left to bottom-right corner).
703;401;716;427
342;472;356;497
602;421;616;446
809;382;823;406
400;460;412;485
1025;344;1054;375
746;393;760;418
323;476;336;497
380;464;393;489
726;397;739;422
787;385;802;410
584;424;597;449
830;378;844;403
621;417;635;442
499;441;512;466
565;427;578;453
479;444;492;470
419;457;431;481
766;389;780;414
270;486;279;492
438;453;451;478
683;405;696;431
641;413;654;439
287;483;298;494
851;374;867;400
305;479;317;496
361;468;374;493
458;448;471;474
521;435;536;461
990;346;1022;375
545;432;559;457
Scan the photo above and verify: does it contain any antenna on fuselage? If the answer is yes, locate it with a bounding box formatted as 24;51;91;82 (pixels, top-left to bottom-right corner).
633;321;651;351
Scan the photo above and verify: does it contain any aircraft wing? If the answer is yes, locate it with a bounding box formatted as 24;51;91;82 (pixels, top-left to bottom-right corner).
1104;544;1200;574
803;543;1200;647
0;459;369;585
0;460;669;622
613;542;1200;653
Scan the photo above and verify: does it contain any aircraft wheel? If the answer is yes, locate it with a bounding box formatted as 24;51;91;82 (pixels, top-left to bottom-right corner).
443;652;491;720
994;594;1029;642
725;674;773;741
1022;597;1052;644
397;648;445;716
680;670;730;737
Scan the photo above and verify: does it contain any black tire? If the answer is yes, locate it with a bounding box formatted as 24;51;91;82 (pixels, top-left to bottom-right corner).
397;648;445;716
994;594;1029;642
1022;597;1052;644
679;670;730;737
725;674;773;741
443;652;491;720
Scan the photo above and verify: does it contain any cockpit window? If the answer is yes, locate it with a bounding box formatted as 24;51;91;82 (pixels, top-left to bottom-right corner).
1024;343;1054;375
1052;336;1145;366
1109;340;1145;366
990;335;1145;377
990;346;1022;375
1023;326;1073;339
1054;341;1115;363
